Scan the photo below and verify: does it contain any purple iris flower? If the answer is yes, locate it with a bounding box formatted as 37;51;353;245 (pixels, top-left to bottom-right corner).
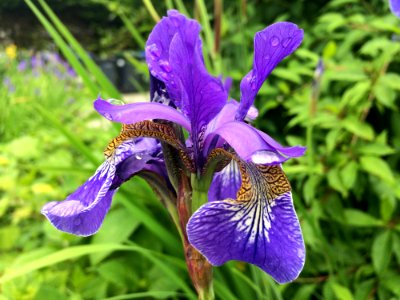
390;0;400;17
42;10;306;284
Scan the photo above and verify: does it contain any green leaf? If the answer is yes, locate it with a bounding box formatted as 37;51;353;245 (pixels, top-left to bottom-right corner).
273;67;302;83
373;79;396;109
340;161;358;190
332;283;354;300
380;196;396;222
360;156;395;184
340;80;370;108
372;231;392;275
344;209;384;227
341;117;374;140
323;41;337;59
380;73;400;91
357;143;395;156
328;168;347;196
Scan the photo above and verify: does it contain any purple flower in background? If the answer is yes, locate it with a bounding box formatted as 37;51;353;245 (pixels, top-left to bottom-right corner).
390;0;400;17
17;60;27;72
42;10;306;284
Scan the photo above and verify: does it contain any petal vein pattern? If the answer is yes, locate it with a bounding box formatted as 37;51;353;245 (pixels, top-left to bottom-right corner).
187;159;305;283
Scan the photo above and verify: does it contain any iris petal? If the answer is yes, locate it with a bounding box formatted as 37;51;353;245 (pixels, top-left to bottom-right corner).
41;138;161;236
94;99;191;132
208;160;242;202
390;0;400;17
145;10;227;149
237;22;303;120
203;121;289;164
187;163;305;284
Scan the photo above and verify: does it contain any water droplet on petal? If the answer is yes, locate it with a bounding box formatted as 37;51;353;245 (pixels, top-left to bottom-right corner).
74;218;82;226
159;60;172;73
159;71;169;80
135;154;142;160
104;113;113;121
169;80;177;88
270;36;280;47
282;37;292;48
264;55;271;61
107;98;125;105
146;43;161;61
249;76;257;91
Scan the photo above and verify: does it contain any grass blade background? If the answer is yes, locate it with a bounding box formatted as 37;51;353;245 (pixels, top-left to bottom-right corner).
38;0;121;99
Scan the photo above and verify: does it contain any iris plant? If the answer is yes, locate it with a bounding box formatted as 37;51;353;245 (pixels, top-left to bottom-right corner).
42;10;306;298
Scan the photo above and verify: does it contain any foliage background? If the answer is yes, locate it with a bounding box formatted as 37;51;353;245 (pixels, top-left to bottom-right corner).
1;0;400;299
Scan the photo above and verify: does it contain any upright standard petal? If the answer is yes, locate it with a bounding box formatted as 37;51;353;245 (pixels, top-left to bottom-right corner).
187;162;305;284
236;22;304;120
146;10;227;149
146;10;200;108
41;138;161;236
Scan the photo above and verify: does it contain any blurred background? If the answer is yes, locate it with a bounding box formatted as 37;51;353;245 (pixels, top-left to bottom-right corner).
1;0;400;299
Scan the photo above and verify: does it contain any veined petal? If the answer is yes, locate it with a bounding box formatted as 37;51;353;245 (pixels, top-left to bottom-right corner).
41;138;161;236
390;0;400;17
208;160;241;202
146;10;200;108
146;10;227;147
203;121;288;164
42;162;116;236
187;163;305;283
237;22;303;120
168;24;227;142
94;99;191;132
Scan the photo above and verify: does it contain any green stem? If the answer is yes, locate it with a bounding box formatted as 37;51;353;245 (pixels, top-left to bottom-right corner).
191;174;210;212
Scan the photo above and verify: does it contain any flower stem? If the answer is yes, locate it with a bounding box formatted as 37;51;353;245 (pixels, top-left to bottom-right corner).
177;174;214;300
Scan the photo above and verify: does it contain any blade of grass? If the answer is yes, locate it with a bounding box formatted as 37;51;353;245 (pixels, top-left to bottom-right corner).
119;12;146;49
173;0;190;16
103;291;185;300
230;267;266;300
32;103;100;166
0;243;196;299
214;280;239;300
38;0;121;99
142;0;160;23
118;190;181;254
196;0;214;58
24;0;99;97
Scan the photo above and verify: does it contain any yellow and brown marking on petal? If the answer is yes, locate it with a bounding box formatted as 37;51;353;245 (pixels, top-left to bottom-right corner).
104;120;194;171
204;148;291;203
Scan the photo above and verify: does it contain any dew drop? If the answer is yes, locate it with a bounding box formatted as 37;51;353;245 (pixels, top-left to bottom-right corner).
270;36;280;47
135;154;142;160
249;76;257;91
169;80;177;88
282;37;292;48
264;55;271;61
103;113;113;121
159;71;169;80
107;98;125;105
146;43;161;61
159;60;172;73
74;218;82;226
